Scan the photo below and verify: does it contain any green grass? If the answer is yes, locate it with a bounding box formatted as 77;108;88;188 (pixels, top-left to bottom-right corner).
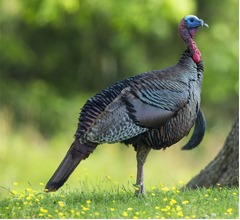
0;180;238;219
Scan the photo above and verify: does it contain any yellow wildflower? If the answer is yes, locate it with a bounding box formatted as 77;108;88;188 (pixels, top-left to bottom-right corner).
26;196;32;201
155;206;160;210
161;187;170;192
178;180;184;185
182;200;189;205
82;206;89;211
40;207;48;213
122;211;128;217
170;198;177;205
58;201;65;207
26;188;32;192
128;207;133;211
11;190;18;195
86;199;91;204
177;211;184;217
227;208;233;214
13;182;19;186
58;212;64;217
110;208;115;211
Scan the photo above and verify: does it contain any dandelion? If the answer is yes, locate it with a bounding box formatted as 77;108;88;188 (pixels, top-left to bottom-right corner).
161;187;170;192
178;180;184;185
163;198;168;202
161;208;168;212
192;215;196;218
134;186;140;191
128;207;133;211
86;199;91;204
176;205;182;211
40;207;48;213
58;201;65;207
182;200;189;205
135;211;140;215
11;190;18;195
232;192;237;196
151;193;156;196
155;206;160;210
110;208;115;211
26;196;32;201
226;208;233;214
204;194;209;198
82;206;89;211
58;212;64;217
26;188;32;193
122;211;128;217
13;182;19;186
169;198;177;205
177;211;184;217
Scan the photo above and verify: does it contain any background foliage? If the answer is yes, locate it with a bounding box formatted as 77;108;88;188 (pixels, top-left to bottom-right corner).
0;0;238;193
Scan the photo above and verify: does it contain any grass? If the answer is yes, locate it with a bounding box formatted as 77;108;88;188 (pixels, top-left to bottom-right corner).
0;180;238;219
0;98;238;219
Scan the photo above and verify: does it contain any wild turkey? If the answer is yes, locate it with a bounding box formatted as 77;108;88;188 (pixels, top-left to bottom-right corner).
45;15;208;195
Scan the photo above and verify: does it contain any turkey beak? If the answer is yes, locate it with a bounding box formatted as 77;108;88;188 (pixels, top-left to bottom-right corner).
200;19;209;28
203;23;209;28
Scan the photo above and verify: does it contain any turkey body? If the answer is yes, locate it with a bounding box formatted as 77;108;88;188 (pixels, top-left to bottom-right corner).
77;49;203;149
45;15;208;194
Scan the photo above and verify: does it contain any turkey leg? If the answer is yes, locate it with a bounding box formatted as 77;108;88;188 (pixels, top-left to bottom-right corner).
135;145;151;196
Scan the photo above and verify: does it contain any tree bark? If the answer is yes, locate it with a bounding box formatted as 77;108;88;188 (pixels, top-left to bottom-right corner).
186;115;239;189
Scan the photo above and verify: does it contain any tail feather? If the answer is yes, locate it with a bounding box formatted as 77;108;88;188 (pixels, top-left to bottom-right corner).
182;109;206;150
45;139;97;192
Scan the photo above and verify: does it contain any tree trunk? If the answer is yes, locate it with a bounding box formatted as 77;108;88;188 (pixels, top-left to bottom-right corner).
186;115;239;189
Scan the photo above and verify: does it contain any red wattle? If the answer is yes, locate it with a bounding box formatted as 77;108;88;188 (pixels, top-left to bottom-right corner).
193;52;201;63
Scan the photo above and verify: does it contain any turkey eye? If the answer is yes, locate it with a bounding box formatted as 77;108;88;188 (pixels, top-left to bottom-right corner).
190;18;194;22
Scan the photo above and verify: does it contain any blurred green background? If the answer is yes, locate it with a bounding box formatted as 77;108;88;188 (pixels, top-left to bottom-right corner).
0;0;238;194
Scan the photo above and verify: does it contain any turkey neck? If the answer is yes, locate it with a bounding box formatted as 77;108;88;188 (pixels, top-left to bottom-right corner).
179;23;201;64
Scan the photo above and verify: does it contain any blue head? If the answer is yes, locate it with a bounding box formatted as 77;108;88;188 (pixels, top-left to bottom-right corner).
179;15;208;40
184;15;208;29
